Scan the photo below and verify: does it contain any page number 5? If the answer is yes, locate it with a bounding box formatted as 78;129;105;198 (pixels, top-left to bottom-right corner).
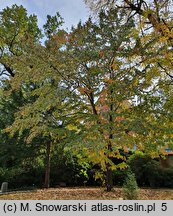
161;203;167;211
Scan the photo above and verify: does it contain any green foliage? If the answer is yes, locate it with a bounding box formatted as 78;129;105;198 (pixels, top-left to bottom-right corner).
112;169;128;186
0;4;42;78
0;4;42;44
122;170;139;200
43;12;64;39
128;152;159;186
0;166;44;189
128;152;173;188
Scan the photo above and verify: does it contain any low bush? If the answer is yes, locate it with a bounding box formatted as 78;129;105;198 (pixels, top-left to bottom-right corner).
122;170;139;200
112;169;128;186
128;152;173;188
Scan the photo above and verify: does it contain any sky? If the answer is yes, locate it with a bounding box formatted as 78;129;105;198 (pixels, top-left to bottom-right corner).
0;0;90;30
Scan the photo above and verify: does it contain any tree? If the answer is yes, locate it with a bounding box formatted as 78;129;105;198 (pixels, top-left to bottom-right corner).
85;0;173;148
3;10;76;188
63;8;148;191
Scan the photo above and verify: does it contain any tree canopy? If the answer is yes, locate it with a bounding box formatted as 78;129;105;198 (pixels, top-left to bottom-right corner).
1;2;173;191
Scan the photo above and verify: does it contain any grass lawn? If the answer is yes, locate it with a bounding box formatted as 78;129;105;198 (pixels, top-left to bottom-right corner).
0;187;173;200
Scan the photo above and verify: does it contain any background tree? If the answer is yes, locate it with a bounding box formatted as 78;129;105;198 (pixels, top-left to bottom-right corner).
3;10;77;188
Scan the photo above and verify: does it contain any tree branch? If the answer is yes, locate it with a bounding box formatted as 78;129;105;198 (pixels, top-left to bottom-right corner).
1;63;15;77
158;62;173;81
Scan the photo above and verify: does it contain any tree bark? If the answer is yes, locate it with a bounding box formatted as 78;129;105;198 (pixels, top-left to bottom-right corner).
106;142;113;192
1;63;15;77
106;78;114;192
44;141;51;188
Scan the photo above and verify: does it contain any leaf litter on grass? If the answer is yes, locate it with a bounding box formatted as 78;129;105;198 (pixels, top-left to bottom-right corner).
0;187;173;200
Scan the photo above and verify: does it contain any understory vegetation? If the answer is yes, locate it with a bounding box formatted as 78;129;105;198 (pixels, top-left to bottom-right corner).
0;151;173;190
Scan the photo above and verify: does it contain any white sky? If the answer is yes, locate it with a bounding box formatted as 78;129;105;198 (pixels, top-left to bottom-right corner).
0;0;90;30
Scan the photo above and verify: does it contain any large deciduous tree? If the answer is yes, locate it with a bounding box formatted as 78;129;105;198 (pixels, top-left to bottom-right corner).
3;10;71;188
85;0;173;144
63;8;148;191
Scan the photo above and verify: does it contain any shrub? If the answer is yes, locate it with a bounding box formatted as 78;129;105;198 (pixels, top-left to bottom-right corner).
112;169;128;186
122;170;139;200
128;152;160;187
128;152;173;188
0;167;7;183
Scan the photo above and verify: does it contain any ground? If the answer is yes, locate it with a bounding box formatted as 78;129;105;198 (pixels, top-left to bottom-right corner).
0;187;173;200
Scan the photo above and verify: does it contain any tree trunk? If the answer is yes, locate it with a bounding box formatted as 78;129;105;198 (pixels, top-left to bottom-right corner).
106;141;113;192
106;73;114;192
44;141;51;188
